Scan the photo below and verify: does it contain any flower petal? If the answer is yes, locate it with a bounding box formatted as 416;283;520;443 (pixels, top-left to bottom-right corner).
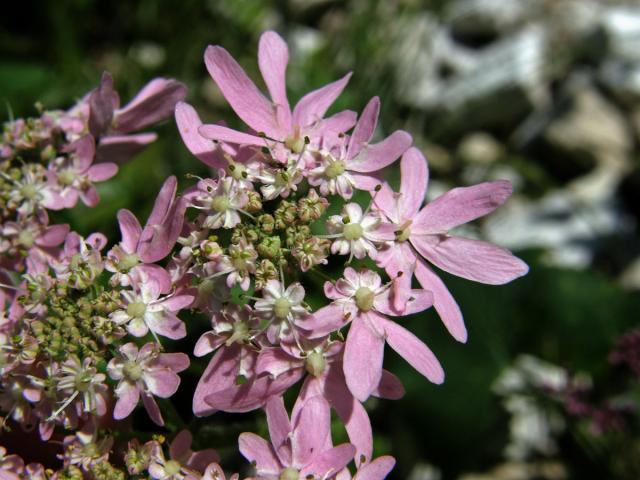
117;209;142;253
301;443;356;479
411;234;529;285
198;124;266;147
204;45;281;138
343;315;385;402
413;180;513;234
353;455;396;480
266;396;292;465
414;257;466;343
258;31;292;131
377;316;444;384
347;97;379;159
348;130;412;173
292;73;352;129
238;433;281;475
292;396;331;467
175;102;227;168
398;147;428;219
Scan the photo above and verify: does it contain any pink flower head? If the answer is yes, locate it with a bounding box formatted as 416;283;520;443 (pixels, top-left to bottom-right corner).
254;280;310;344
198;31;355;158
85;72;187;164
303;267;441;401
110;268;192;340
325;203;395;261
108;342;189;426
115;175;187;264
373;147;529;342
239;396;356;479
202;463;240;480
51;134;117;208
149;430;219;480
0;217;68;272
186;173;249;229
308;97;412;199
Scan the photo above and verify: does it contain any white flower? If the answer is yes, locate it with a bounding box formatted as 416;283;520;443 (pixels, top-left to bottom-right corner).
254;280;309;343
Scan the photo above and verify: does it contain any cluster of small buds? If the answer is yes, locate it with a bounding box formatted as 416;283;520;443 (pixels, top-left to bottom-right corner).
0;31;529;479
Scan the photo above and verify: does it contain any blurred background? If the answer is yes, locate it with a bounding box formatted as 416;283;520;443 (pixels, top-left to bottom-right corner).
1;0;640;478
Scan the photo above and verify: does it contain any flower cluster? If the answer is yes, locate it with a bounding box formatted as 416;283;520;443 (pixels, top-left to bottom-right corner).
0;32;528;479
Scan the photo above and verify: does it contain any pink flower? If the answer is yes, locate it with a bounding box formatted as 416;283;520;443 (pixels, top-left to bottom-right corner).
110;268;192;340
50;134;117;208
186;173;249;229
239;396;355;479
148;430;219;480
114;175;187;265
373;147;529;342
107;342;189;426
308;97;412;199
303;267;441;401
337;456;396;480
254;280;309;344
257;341;404;467
202;463;240;480
198;31;354;157
325;203;395;261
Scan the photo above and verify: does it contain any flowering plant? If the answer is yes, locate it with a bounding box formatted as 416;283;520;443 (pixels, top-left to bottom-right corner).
0;31;527;479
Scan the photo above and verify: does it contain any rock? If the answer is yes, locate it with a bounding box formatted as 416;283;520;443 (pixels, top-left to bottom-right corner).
600;60;640;105
599;7;640;63
620;256;640;290
446;0;544;40
543;76;632;164
457;132;503;164
424;27;549;136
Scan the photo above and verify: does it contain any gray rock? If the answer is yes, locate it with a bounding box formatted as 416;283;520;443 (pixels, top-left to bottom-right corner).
446;0;544;38
600;60;640;105
599;7;640;63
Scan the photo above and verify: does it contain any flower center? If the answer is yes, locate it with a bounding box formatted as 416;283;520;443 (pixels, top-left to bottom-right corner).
279;468;300;480
305;352;326;377
355;287;375;312
18;230;34;248
58;170;76;186
226;321;250;346
343;223;363;241
284;135;305;154
127;302;147;319
324;160;346;179
20;184;37;199
229;163;246;180
396;220;412;242
211;195;230;212
164;459;182;476
119;253;140;271
123;361;143;381
274;297;292;319
74;371;92;393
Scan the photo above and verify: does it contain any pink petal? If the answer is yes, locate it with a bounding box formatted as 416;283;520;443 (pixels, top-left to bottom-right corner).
352;172;385;192
292;396;331;467
114;78;187;133
343;315;385;402
266;396;292;465
87;162;118;182
372;370;405;400
113;382;140;420
36;224;69;247
175;102;226;168
348;130;412;173
204;45;282;138
198;124;266;147
80;186;99;207
301;304;350;339
145;369;181;398
68;135;96;171
353;456;396;480
301;443;356;478
413;180;513;234
170;430;193;460
88;71;117;136
377;316;444;384
160;293;194;311
317;110;357;138
156;352;190;373
193;345;243;417
142;391;164;426
323;366;373;466
147;312;186;340
411;235;529;285
398;147;428;219
238;433;282;475
96;133;157;164
258;31;292;131
292;73;352;129
187;449;221;473
146;176;177;226
347;97;379;159
194;332;226;357
256;348;300;378
414;258;466;343
117;209;142;253
372;183;399;223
